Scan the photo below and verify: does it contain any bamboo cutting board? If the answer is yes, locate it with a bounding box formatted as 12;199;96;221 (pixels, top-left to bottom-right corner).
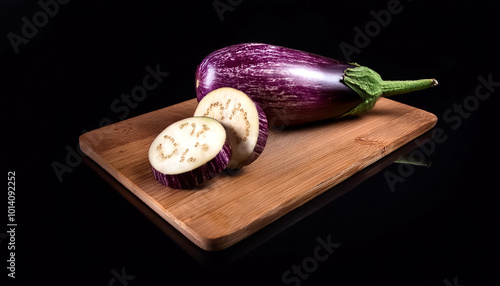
79;98;437;251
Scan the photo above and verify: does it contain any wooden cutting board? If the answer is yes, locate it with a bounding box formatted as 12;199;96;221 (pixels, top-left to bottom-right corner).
79;98;437;251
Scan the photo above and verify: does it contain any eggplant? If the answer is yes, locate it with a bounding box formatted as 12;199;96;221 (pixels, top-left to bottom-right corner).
193;87;268;169
195;43;438;127
149;117;232;189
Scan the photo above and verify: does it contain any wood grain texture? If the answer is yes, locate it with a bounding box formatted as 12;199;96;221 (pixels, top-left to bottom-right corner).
79;98;437;251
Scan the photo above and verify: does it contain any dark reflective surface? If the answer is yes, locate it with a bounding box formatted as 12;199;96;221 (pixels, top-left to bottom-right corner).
83;130;435;268
2;1;499;285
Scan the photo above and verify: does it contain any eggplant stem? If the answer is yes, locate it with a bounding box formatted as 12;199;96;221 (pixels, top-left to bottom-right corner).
382;78;438;97
341;66;438;117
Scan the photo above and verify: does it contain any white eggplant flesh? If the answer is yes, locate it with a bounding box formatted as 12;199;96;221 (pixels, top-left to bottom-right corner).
193;87;268;169
148;116;231;189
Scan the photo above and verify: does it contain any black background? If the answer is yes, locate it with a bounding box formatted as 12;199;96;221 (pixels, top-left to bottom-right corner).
1;0;500;285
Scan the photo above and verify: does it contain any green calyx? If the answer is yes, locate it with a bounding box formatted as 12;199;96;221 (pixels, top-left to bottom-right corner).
341;66;438;117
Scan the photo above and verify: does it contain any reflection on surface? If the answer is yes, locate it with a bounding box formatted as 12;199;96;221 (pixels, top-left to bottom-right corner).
82;128;435;268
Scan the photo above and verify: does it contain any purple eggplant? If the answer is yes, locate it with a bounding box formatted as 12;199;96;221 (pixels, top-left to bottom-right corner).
195;43;438;127
193;87;268;169
149;117;232;189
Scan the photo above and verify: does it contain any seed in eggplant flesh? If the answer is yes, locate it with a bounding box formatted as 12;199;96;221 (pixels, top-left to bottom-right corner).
194;87;268;169
148;116;231;189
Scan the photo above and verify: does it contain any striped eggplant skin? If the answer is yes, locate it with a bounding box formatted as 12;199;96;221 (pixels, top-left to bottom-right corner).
151;139;231;189
236;101;268;168
195;43;363;127
194;87;269;169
